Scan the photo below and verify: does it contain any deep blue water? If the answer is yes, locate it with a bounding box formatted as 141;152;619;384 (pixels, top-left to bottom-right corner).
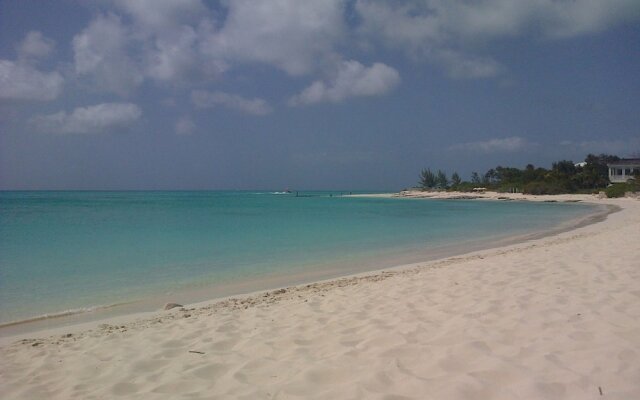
0;191;596;325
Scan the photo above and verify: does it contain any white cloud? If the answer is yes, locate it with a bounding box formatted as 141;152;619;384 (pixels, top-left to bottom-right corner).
434;50;503;79
0;31;62;102
354;0;640;78
357;0;640;43
144;24;227;84
450;136;532;153
290;60;400;105
175;116;196;135
112;0;208;32
533;0;640;38
559;138;640;156
203;0;346;76
145;25;199;82
72;5;225;91
18;31;55;60
112;0;225;84
32;0;640;104
0;60;63;101
191;90;272;116
72;13;143;95
30;103;141;134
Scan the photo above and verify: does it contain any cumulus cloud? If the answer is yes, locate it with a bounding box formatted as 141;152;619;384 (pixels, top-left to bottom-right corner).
112;0;208;32
145;24;227;84
72;13;143;95
30;103;141;134
357;0;640;43
18;31;55;60
113;0;226;84
175;116;196;135
450;136;532;153
290;60;400;105
191;90;272;115
0;60;63;101
0;31;62;101
354;0;640;78
72;1;345;95
434;50;503;79
72;4;225;90
203;0;346;76
559;138;640;156
26;0;640;104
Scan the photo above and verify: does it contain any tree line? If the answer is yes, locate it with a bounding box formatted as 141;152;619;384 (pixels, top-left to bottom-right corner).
418;153;636;195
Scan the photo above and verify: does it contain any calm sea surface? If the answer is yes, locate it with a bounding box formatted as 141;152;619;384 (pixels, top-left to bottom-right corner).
0;191;596;327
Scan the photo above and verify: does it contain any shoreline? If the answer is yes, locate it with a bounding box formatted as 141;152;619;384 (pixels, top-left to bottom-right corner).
0;194;611;341
2;194;639;398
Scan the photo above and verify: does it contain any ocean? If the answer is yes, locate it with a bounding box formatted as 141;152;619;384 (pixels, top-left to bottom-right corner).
0;191;597;331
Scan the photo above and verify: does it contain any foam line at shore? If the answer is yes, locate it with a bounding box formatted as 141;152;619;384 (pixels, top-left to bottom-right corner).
0;301;136;329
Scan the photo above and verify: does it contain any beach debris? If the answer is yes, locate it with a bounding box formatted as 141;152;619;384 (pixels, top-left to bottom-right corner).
62;333;73;338
19;338;44;347
599;386;603;396
164;303;183;310
189;350;205;354
183;314;191;318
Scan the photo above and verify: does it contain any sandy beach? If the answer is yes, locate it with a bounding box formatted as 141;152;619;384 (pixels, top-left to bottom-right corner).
1;193;639;399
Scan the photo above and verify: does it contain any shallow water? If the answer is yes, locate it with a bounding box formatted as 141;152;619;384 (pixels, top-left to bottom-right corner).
0;191;596;327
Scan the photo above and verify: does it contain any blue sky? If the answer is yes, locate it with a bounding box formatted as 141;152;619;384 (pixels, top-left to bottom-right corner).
1;0;639;190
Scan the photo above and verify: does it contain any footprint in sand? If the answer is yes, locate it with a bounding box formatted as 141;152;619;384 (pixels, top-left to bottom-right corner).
191;363;231;379
151;381;195;394
568;331;594;341
305;366;353;385
161;339;184;348
111;382;138;396
535;382;566;399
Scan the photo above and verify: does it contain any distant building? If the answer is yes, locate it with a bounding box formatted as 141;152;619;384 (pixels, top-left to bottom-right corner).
608;159;640;183
574;161;587;168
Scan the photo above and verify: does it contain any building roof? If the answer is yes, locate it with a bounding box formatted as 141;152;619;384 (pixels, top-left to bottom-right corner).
607;158;640;167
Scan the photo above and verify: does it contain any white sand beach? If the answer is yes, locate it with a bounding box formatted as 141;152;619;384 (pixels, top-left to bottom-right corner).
1;194;639;399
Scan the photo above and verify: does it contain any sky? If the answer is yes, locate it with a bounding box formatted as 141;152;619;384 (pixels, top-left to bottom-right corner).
1;0;639;190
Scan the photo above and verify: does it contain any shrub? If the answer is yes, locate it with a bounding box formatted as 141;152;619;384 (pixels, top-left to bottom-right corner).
523;181;567;195
450;182;485;192
605;182;638;198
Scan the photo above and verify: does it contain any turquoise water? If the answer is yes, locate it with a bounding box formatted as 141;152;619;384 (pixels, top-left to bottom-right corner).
0;191;596;326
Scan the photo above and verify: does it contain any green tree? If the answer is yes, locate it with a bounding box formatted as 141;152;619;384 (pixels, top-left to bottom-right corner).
522;164;539;184
436;170;448;188
495;166;522;186
551;160;577;178
471;172;481;184
419;168;436;189
451;172;461;186
483;168;498;185
580;153;620;188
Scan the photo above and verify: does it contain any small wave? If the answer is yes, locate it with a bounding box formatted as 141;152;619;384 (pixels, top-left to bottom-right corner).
0;301;134;329
270;192;291;195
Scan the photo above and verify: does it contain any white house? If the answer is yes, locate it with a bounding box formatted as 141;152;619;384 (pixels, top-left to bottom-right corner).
608;159;640;183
